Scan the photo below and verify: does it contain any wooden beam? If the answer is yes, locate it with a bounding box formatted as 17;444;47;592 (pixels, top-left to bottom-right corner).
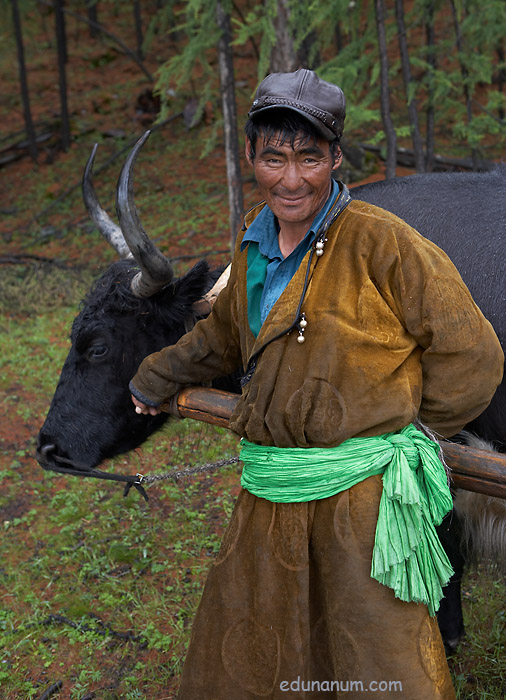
443;443;506;499
167;387;506;499
165;386;239;429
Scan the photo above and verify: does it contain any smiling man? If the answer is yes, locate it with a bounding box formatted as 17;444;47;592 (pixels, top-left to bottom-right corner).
129;70;503;699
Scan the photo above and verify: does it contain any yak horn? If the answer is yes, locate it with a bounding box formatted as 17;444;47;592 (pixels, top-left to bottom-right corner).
116;130;175;297
82;144;132;259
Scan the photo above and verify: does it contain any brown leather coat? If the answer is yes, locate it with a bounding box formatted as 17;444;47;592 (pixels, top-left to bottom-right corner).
130;199;504;448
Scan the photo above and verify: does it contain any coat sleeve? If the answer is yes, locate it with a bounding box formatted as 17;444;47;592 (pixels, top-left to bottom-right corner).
374;225;504;438
129;258;243;408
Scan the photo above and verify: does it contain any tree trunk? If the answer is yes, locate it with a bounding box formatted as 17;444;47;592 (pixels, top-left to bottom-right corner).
11;0;38;162
424;0;436;172
497;43;505;121
394;0;425;172
449;0;479;169
335;21;343;54
297;31;320;70
54;0;71;151
133;0;144;60
374;0;397;178
269;0;298;72
49;3;154;83
87;0;99;39
216;1;244;251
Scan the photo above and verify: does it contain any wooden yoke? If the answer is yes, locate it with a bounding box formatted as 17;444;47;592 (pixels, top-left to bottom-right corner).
165;386;239;429
442;443;506;499
165;386;506;500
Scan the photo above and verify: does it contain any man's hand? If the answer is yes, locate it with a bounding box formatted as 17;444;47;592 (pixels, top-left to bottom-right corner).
131;395;162;416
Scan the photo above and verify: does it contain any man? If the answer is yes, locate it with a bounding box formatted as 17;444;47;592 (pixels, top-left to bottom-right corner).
130;70;503;699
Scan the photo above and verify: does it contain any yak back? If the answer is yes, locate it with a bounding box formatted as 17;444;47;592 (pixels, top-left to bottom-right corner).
350;166;505;336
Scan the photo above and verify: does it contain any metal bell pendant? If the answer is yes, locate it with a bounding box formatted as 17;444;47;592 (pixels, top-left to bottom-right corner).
315;237;327;257
297;313;308;343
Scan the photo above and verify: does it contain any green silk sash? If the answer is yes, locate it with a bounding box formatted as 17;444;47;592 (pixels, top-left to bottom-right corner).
239;424;454;615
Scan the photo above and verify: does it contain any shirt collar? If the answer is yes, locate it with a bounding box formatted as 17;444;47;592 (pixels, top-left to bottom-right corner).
241;179;340;257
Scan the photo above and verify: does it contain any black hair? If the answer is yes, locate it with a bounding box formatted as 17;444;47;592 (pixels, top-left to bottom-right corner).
245;108;341;163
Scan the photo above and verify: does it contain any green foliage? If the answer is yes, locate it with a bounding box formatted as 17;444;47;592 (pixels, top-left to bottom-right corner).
152;0;221;126
151;0;505;162
305;0;359;46
318;27;381;133
232;0;275;80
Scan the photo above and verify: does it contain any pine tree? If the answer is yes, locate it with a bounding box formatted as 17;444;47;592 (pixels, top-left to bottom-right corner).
11;0;38;161
374;0;397;178
149;0;505;181
217;0;244;248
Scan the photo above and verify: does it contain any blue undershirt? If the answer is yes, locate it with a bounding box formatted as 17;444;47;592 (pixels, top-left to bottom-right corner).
241;179;339;337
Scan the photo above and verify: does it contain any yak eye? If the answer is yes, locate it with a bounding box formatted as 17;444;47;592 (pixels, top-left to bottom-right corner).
87;344;109;360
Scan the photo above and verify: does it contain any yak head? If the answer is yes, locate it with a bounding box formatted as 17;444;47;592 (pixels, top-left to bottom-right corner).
36;132;221;471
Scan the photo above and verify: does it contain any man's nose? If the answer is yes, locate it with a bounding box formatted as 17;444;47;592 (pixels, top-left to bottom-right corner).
281;162;303;190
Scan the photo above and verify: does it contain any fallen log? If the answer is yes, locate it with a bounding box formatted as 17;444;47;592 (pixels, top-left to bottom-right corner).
166;386;506;500
355;142;496;172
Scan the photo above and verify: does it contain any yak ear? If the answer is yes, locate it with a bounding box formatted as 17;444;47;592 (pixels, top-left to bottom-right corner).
166;259;213;306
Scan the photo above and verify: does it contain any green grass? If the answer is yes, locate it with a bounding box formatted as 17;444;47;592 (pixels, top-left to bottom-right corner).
449;571;506;699
0;430;240;699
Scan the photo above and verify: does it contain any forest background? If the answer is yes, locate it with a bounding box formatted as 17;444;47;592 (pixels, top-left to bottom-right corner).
0;1;505;699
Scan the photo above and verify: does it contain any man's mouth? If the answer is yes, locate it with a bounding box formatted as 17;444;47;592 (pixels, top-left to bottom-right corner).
275;193;307;205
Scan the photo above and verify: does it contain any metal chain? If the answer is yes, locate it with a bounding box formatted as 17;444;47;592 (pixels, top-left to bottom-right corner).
138;456;240;485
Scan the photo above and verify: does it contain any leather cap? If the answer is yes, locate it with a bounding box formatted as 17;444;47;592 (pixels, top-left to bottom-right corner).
248;69;345;141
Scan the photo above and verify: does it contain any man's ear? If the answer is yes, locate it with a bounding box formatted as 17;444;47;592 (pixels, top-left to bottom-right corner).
331;147;343;171
245;138;255;166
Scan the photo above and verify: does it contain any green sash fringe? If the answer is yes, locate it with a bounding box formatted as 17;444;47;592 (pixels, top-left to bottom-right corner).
239;424;454;616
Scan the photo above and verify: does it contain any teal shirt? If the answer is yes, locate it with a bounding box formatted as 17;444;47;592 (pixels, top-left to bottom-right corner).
241;180;339;337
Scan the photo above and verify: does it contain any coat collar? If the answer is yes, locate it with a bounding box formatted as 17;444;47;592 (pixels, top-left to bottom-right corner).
240;182;352;382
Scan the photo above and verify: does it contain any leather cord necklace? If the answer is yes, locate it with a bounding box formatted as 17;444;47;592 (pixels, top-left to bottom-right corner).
241;180;351;387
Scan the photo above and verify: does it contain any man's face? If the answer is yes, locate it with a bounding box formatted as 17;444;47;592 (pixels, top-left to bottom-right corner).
246;132;341;232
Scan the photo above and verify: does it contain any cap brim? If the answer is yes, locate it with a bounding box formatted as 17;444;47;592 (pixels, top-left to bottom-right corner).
248;104;337;142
